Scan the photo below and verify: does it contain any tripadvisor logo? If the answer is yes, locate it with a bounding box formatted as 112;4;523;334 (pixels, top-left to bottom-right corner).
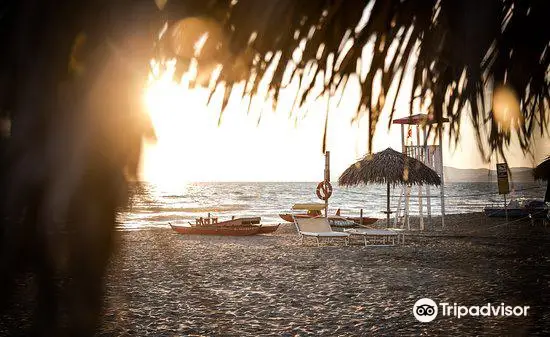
413;298;530;322
413;298;438;322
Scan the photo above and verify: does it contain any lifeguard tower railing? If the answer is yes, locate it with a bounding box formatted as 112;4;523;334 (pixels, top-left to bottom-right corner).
393;114;448;229
404;145;443;176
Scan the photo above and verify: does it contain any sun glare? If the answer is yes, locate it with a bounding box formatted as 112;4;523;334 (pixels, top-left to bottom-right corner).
140;59;405;185
141;57;529;184
141;59;277;186
141;60;210;191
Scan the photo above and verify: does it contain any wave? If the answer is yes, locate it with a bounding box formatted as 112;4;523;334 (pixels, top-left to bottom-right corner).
141;214;190;222
179;205;249;213
235;195;258;201
128;204;249;213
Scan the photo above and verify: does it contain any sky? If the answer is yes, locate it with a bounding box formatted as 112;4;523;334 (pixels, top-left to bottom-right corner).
139;13;549;184
139;63;549;184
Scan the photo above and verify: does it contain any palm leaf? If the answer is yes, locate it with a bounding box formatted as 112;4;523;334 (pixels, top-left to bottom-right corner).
158;0;549;158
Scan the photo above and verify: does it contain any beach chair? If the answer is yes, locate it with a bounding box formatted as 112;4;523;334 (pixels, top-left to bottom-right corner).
344;228;404;246
291;203;350;246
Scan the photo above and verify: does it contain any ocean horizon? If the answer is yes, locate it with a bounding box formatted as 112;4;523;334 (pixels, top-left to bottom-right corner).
119;181;547;230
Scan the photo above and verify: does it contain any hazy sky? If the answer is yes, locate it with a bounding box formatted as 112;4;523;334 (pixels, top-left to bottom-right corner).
138;4;550;184
138;10;550;184
140;65;549;184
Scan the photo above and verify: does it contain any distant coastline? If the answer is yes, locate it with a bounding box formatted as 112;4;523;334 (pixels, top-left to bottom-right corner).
444;166;536;183
134;167;538;184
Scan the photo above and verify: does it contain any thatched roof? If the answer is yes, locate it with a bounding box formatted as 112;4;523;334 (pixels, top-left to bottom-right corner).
338;148;441;186
534;157;550;181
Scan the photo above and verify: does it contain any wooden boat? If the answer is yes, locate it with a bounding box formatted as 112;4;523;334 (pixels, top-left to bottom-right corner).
169;216;277;236
343;216;379;225
255;223;279;234
279;213;314;222
170;223;261;236
278;213;377;225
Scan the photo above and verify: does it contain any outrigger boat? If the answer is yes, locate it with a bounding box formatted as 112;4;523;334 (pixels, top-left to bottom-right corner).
278;204;377;227
169;215;279;236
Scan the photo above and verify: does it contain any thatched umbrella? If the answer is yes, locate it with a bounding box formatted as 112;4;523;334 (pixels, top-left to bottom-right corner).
534;157;550;202
338;147;441;226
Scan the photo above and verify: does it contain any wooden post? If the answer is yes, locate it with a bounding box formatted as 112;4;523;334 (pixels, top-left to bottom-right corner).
405;185;411;230
395;189;402;227
423;126;432;228
401;124;405;153
324;151;330;218
438;130;446;228
397;124;405;228
504;194;508;223
360;208;363;226
416;126;424;230
386;181;391;227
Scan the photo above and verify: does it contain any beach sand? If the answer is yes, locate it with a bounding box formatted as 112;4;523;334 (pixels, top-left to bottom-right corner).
94;213;549;336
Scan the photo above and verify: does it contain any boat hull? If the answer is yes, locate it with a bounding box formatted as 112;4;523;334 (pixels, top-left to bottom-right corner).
484;208;548;218
170;224;261;236
279;213;378;225
279;213;308;222
255;224;279;234
200;217;261;227
344;217;378;225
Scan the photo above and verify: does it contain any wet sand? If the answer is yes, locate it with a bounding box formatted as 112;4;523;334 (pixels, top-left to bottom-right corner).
97;213;550;336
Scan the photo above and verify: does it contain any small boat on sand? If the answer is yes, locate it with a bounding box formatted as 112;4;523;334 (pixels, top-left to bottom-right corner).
338;216;378;226
170;223;260;236
256;223;280;234
169;216;279;236
279;206;377;226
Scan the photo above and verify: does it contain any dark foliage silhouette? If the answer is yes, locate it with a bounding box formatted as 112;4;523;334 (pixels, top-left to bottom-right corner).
155;0;549;158
0;0;156;335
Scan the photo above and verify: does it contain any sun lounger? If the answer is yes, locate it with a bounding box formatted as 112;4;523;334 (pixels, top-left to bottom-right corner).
344;228;404;246
294;217;350;246
291;203;349;246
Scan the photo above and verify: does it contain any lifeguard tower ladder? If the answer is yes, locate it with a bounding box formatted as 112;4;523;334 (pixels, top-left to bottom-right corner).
392;114;448;230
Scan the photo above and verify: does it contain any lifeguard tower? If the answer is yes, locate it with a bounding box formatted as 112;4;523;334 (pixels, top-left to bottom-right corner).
392;114;448;229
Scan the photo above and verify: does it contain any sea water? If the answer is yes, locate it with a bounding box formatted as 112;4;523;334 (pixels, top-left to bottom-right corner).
118;182;546;230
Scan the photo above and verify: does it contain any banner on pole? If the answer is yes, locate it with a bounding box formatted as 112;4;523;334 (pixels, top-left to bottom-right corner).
496;163;509;195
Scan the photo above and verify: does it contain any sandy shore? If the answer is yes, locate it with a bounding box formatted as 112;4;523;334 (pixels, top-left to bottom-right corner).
90;213;550;336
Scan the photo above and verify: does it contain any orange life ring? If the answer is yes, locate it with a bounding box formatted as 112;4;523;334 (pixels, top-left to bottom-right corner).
316;181;333;200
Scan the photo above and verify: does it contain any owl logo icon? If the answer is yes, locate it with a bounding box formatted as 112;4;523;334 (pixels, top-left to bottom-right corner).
413;298;438;322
